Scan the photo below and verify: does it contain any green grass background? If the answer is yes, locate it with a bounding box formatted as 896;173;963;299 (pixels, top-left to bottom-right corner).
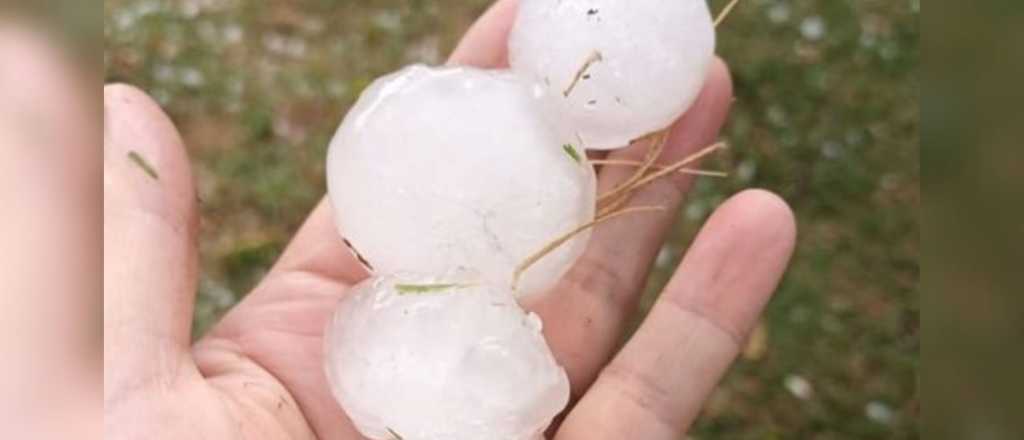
105;0;919;437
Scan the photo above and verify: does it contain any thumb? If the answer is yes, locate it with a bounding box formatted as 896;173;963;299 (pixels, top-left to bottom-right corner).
104;84;201;401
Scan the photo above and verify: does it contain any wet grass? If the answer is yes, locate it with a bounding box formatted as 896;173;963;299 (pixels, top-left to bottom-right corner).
105;0;919;437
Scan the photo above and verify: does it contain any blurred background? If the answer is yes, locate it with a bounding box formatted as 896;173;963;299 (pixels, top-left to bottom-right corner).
1;4;100;440
104;0;919;438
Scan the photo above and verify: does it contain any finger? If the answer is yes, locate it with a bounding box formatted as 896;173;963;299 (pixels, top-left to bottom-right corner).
448;0;518;67
274;0;520;281
104;84;200;399
557;190;797;440
270;199;370;284
525;59;734;395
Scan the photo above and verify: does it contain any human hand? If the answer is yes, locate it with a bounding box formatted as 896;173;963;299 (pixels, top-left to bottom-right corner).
104;1;796;439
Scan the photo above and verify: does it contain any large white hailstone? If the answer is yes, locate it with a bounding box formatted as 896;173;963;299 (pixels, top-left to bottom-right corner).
327;65;596;296
324;273;570;440
509;0;716;150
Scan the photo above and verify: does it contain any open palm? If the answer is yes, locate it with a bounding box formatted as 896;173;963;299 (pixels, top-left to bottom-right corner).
104;1;796;439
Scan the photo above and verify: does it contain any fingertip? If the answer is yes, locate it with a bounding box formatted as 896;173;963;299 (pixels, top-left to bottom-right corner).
104;83;181;148
657;56;734;167
447;0;519;68
104;83;162;117
104;83;196;227
690;56;734;127
708;56;734;106
720;188;798;252
104;82;141;98
666;189;797;342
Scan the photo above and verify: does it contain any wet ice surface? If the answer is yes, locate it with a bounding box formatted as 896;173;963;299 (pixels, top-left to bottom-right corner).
327;65;596;297
509;0;716;150
324;274;570;440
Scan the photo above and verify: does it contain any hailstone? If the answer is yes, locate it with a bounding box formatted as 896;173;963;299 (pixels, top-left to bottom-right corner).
323;273;570;440
327;65;596;296
509;0;716;150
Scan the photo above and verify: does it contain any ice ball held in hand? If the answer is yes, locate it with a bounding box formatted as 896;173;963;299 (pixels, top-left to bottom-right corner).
323;274;570;440
326;65;596;297
322;1;724;438
509;0;716;149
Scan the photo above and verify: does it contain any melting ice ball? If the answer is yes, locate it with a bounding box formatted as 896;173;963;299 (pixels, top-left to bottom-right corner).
323;274;570;440
327;65;596;296
509;0;716;150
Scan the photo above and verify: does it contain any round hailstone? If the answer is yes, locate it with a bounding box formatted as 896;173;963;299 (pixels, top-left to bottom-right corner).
509;0;716;150
323;273;570;440
327;65;596;296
